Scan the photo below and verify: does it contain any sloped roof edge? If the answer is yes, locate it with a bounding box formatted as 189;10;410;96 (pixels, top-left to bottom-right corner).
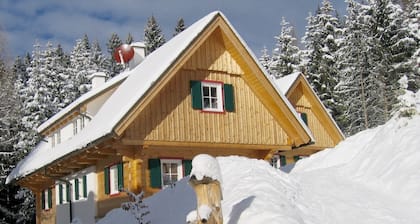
6;11;221;184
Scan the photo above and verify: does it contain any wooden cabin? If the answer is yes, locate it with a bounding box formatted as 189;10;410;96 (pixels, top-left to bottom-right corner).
272;73;345;166
6;11;342;224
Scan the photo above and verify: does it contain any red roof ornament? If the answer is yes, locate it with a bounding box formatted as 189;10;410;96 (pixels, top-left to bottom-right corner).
113;44;135;64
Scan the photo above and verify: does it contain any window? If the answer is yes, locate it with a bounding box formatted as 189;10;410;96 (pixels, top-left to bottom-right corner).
73;120;78;135
298;112;308;126
190;80;235;112
74;175;87;200
202;82;223;112
42;188;52;210
149;159;192;188
51;131;61;148
56;182;71;204
104;163;123;195
161;159;183;188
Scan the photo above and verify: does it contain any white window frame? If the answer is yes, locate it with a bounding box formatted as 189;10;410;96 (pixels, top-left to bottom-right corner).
73;120;78;135
50;130;61;148
160;159;183;188
109;164;119;195
201;82;223;112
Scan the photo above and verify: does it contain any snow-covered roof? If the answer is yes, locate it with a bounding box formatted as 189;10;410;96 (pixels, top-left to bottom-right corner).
273;73;345;139
37;71;130;133
6;11;221;184
7;11;314;184
272;72;301;94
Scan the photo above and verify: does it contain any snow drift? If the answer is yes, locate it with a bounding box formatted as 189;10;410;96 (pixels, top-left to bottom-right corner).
98;91;420;224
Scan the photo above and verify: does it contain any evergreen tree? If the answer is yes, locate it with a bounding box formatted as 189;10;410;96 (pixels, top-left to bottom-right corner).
106;33;124;77
301;0;343;120
403;1;420;91
336;0;374;135
144;15;166;55
66;35;97;102
258;46;272;75
173;18;186;36
270;17;301;78
126;33;134;44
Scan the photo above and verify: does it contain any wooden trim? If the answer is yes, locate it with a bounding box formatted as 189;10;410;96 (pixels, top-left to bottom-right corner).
121;139;291;150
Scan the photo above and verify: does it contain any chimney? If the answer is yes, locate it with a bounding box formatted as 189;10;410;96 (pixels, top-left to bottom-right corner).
128;42;146;70
89;72;107;89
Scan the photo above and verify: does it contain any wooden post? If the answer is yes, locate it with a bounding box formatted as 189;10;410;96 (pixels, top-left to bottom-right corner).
187;154;223;224
189;176;223;224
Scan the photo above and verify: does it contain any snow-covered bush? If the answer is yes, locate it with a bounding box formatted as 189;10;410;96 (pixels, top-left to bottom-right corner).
121;190;151;224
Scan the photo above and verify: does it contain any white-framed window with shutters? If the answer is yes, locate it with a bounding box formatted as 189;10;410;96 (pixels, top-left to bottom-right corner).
42;188;52;210
104;163;123;195
160;159;183;188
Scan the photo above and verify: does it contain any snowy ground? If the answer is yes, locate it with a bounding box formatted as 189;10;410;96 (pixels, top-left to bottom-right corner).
97;91;420;224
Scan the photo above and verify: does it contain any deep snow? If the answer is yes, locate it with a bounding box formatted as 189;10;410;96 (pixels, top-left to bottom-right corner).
97;91;420;224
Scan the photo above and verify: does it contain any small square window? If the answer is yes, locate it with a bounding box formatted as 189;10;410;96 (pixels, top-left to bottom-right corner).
160;159;182;188
201;82;223;112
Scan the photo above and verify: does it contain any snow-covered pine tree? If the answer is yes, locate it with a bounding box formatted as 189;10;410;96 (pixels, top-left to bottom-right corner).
258;46;272;75
66;35;98;102
402;0;420;91
144;15;166;55
173;18;186;36
366;0;417;124
270;17;301;78
91;40;108;74
336;0;374;135
106;33;124;78
301;0;343;122
1;51;36;224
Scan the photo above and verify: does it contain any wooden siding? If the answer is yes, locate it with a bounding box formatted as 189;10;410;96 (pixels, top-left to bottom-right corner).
124;31;289;148
38;188;56;224
288;83;336;148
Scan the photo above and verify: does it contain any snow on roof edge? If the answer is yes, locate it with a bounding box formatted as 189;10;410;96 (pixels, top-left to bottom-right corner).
37;71;130;133
7;11;221;184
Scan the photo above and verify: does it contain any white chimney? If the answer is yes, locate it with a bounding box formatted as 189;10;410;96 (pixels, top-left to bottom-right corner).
128;42;146;70
89;72;107;89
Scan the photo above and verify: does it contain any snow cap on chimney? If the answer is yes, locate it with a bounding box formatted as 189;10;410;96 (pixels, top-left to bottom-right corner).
128;42;146;70
89;72;107;89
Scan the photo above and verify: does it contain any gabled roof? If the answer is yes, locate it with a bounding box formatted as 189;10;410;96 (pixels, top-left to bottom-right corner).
6;11;313;184
273;72;345;140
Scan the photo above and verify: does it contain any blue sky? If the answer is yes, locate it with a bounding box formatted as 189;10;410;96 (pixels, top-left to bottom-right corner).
0;0;347;59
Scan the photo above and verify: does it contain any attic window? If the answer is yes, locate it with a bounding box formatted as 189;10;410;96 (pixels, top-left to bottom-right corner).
190;80;235;112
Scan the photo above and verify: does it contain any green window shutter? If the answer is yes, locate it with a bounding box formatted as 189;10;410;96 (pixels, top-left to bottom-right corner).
117;163;124;192
300;113;308;125
148;159;162;188
224;84;235;112
83;175;87;198
280;155;287;167
183;160;192;176
41;190;46;209
190;80;203;109
293;155;300;162
58;184;63;204
66;183;70;202
104;167;110;195
47;188;52;209
74;179;79;200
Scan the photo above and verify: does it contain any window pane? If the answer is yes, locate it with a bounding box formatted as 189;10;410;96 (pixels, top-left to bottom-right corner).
203;86;209;96
211;87;217;97
203;98;210;108
211;98;218;108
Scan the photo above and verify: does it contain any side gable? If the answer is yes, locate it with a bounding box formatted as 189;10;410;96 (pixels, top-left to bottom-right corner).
284;74;344;149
